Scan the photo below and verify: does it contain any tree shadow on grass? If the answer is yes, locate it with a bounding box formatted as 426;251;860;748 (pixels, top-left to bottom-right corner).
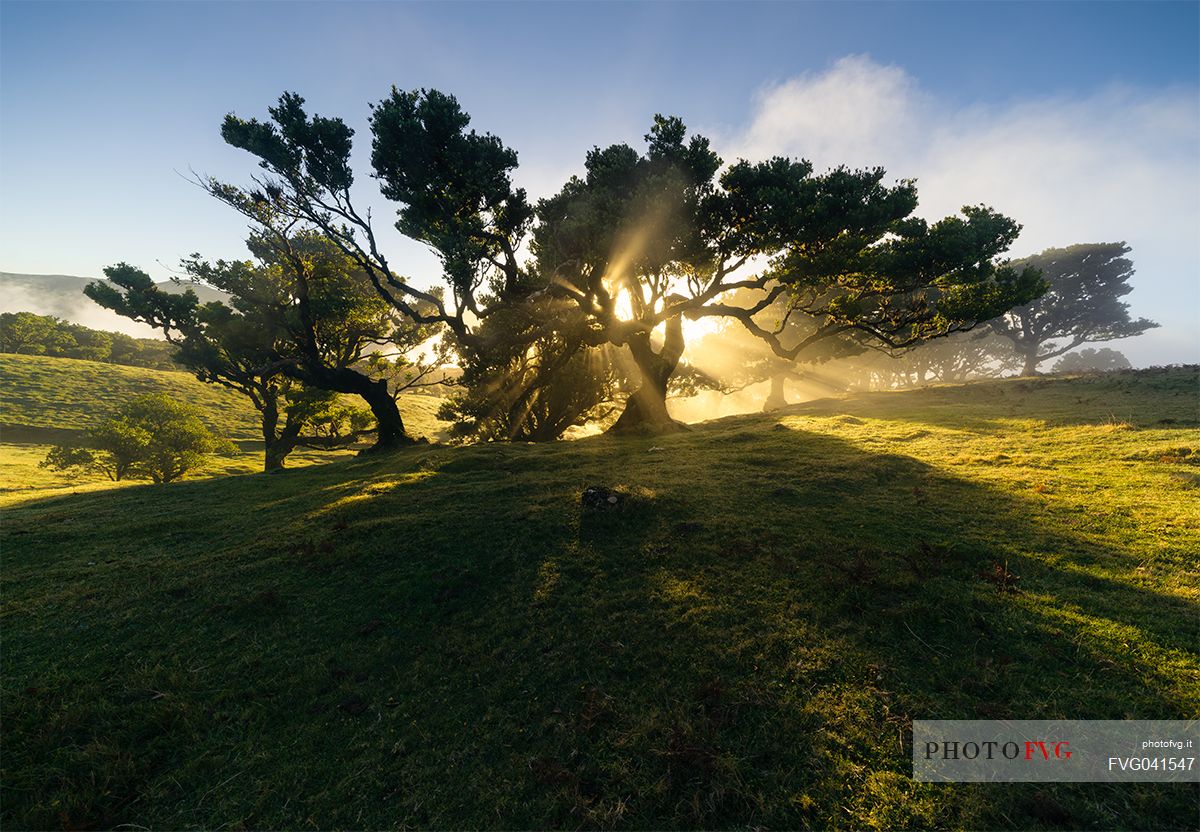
491;423;1199;829
1;424;1197;830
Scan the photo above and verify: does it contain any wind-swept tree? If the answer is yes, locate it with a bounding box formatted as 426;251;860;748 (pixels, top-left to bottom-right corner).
989;243;1157;376
89;264;300;469
171;296;369;471
213;90;590;441
214;91;1043;436
183;230;440;450
533;117;1045;430
215;90;533;352
87;233;438;464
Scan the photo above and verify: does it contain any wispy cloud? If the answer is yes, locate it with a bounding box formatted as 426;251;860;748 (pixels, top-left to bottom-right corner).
717;56;1199;365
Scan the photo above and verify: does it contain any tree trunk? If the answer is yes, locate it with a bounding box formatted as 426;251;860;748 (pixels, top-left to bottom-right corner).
260;392;302;471
264;426;302;471
264;441;288;472
763;372;788;412
357;377;410;452
301;366;413;452
1021;349;1041;377
608;315;687;435
261;396;285;472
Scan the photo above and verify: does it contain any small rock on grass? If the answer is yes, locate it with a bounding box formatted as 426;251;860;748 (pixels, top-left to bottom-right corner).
581;486;625;508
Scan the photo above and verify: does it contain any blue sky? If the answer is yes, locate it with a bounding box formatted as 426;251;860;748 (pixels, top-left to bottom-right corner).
2;1;1197;364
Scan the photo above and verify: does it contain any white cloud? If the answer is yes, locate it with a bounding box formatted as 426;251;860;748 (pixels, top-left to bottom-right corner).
0;283;160;339
717;55;1200;366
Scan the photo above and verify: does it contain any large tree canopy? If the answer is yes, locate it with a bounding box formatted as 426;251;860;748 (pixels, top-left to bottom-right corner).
217;90;533;352
532;116;1044;430
215;90;1044;436
86;233;436;464
988;242;1157;375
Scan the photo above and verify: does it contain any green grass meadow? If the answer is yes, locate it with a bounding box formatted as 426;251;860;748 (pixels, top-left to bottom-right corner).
0;353;451;506
1;353;265;440
1;363;1198;829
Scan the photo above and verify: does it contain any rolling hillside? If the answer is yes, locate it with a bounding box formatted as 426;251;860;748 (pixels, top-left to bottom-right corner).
2;353;264;441
2;368;1197;829
0;353;452;502
1;353;449;442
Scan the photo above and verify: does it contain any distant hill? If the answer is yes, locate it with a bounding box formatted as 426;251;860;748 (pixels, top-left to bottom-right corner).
0;272;228;338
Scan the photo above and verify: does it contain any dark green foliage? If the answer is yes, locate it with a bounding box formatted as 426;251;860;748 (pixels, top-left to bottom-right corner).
438;298;616;441
369;88;534;298
38;444;119;479
218;91;1043;439
119;393;237;483
86;233;436;464
219;90;531;342
0;311;177;369
1052;347;1133;374
989;243;1158;375
40;392;232;483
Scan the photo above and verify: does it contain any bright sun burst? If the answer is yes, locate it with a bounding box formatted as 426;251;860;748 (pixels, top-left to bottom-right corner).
612;286;722;341
682;315;722;342
613;288;634;322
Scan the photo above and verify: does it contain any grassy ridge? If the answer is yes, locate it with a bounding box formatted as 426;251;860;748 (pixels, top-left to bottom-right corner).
0;353;451;503
2;368;1198;829
0;353;451;442
1;353;263;439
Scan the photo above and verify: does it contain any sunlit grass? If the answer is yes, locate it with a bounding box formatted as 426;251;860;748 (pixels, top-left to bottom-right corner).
2;367;1197;829
0;352;452;444
0;443;361;509
0;353;455;506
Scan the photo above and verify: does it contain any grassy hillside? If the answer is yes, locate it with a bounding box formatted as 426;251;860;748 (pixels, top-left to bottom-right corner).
1;353;450;442
0;353;451;504
2;368;1198;829
2;353;265;439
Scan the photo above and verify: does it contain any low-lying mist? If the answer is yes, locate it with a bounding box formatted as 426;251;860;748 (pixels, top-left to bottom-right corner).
0;273;229;341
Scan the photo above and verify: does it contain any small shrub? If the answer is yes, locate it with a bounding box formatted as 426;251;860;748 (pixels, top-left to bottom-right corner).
40;393;234;483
